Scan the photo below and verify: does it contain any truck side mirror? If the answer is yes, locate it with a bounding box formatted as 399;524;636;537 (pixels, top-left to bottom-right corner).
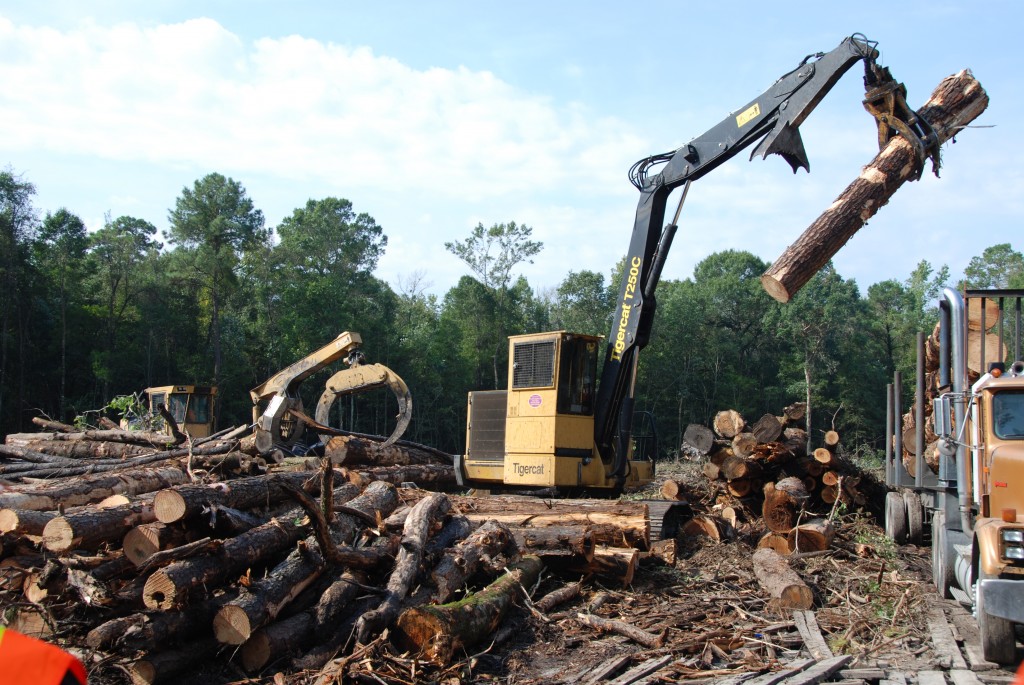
933;396;951;437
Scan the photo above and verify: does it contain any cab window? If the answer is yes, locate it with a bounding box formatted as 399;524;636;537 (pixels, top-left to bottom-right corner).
168;393;188;424
992;390;1024;439
189;394;211;423
557;337;597;416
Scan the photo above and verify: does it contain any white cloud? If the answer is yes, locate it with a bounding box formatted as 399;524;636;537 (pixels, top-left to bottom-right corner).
0;15;641;200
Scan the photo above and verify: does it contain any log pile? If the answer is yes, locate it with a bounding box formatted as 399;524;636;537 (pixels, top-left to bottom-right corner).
899;307;1008;477
0;417;655;682
676;404;877;556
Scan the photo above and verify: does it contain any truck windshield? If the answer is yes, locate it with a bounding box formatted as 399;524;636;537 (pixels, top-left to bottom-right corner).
992;390;1024;440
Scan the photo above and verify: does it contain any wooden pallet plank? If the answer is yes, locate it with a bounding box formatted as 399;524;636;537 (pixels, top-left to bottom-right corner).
605;655;674;685
792;610;833;660
949;670;984;685
739;658;815;685
927;607;968;670
775;655;854;685
918;671;949;685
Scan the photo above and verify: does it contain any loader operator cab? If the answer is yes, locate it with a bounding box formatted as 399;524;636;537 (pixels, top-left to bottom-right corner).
145;385;217;438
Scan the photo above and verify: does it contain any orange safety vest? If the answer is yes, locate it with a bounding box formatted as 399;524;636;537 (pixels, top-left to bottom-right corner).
0;626;87;685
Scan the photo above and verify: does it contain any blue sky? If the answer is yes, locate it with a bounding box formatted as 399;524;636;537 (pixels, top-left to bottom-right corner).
1;2;1020;298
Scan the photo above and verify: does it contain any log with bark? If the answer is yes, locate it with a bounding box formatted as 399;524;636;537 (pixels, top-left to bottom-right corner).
682;423;715;454
43;496;157;553
752;547;813;610
713;410;746;438
762;70;989;302
325;434;450;466
787;518;835;553
432;519;517;603
394;555;543;665
0;465;189;511
153;470;321;524
355;492;451;642
762;477;809;533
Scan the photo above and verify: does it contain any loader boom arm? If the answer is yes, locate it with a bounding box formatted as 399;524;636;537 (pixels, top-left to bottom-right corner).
594;35;882;479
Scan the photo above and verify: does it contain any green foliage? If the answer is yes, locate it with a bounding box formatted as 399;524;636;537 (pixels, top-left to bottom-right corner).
0;159;1017;474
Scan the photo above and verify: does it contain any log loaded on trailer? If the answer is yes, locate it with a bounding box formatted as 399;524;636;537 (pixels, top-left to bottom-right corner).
885;289;1024;663
456;34;942;497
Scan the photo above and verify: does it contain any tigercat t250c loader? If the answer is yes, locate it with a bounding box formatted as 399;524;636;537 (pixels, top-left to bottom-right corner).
457;34;936;495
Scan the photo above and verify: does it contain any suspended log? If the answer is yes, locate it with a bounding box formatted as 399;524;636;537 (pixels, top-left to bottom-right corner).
355;492;451;643
324;435;449;466
751;414;784;444
394;555;543;666
0;465;188;511
762;70;989;302
433;519;517;603
682;424;715;454
752;547;813;609
153;470;321;524
43;497;156;553
713;410;745;439
762;478;808;533
787;518;835;553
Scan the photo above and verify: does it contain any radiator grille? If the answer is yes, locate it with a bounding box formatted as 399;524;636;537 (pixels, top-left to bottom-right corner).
467;390;507;463
512;340;555;388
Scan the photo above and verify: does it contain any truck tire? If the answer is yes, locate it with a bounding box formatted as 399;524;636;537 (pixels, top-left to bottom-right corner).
931;511;954;599
976;570;1017;664
885;492;908;543
903;490;923;544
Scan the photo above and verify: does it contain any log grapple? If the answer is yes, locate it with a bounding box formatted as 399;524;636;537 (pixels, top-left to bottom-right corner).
249;331;412;454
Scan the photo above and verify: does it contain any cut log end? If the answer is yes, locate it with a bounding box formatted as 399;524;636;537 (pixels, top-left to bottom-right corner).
761;273;791;304
153;491;188;524
213;605;252;645
142;571;179;610
41;517;76;553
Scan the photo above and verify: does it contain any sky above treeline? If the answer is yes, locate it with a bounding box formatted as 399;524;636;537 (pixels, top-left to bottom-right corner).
1;2;1020;296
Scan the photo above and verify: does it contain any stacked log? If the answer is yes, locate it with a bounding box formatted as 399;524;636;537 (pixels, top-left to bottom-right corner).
689;404;867;555
0;418;655;681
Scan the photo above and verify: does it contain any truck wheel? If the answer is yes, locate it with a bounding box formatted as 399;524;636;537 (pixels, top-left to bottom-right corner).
903;490;923;544
977;570;1017;664
931;511;954;599
885;492;908;543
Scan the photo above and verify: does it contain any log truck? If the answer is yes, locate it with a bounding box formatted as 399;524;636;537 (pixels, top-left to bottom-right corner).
456;34;936;494
885;289;1024;663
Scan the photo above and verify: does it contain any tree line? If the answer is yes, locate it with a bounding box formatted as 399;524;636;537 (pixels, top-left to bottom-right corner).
1;166;1021;460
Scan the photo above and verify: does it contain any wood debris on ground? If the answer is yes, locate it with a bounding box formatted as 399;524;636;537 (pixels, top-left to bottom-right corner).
0;413;1019;684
